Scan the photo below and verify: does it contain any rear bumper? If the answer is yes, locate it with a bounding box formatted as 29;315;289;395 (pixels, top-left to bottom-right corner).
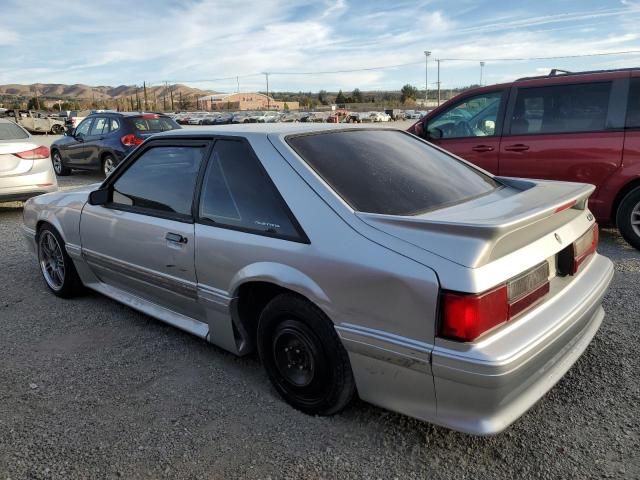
0;166;58;202
431;253;614;435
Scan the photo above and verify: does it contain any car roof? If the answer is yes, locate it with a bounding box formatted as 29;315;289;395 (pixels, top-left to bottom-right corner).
152;123;397;139
89;111;172;118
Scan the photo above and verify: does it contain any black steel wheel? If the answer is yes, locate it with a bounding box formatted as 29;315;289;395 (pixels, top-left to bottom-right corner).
257;294;356;415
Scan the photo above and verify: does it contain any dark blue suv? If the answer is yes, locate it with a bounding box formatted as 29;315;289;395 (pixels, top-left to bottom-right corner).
51;112;181;177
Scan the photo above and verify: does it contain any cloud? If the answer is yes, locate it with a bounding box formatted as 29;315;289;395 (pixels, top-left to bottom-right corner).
0;27;19;45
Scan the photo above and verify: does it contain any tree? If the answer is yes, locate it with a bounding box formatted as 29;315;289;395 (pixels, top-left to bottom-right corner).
352;88;362;103
283;102;289;111
27;97;40;110
335;90;346;104
318;90;327;105
400;84;419;103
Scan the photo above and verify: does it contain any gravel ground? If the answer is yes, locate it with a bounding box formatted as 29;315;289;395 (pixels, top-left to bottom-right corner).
0;135;639;479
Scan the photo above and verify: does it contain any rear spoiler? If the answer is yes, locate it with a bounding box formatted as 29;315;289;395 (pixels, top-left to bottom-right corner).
358;178;595;268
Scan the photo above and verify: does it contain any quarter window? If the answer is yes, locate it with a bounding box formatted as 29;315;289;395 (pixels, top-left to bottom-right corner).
110;118;120;132
427;91;503;139
199;140;301;239
111;146;205;217
509;82;611;135
626;78;640;128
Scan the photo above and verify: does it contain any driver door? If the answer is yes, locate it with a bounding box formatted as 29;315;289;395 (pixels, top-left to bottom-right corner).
423;89;509;173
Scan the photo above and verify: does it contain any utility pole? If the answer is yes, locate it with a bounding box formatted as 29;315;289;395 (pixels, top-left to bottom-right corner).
480;61;485;86
436;59;441;106
143;81;148;111
236;76;239;93
424;51;431;106
170;85;174;111
262;72;270;110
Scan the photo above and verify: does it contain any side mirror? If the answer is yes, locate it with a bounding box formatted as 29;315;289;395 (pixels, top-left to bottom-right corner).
88;189;109;206
426;127;443;140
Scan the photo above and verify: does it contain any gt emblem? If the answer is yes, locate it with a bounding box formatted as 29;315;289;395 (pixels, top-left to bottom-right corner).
554;233;562;243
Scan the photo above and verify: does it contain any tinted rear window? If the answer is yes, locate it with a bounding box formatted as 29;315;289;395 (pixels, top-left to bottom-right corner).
0;122;29;140
128;116;180;132
287;130;499;216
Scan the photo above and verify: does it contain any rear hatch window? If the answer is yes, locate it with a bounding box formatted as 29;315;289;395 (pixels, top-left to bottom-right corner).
128;115;180;133
287;129;500;215
0;122;29;140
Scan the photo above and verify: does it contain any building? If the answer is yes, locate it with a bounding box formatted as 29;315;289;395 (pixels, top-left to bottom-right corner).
198;92;299;111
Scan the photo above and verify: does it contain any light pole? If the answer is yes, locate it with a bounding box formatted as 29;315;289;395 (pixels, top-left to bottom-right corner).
424;50;431;106
436;59;441;106
480;61;485;86
262;72;270;110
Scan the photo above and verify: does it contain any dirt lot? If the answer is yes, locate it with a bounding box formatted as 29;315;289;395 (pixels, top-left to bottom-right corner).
0;128;639;479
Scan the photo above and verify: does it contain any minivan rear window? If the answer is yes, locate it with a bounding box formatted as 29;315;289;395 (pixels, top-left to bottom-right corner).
287;130;500;216
129;116;180;132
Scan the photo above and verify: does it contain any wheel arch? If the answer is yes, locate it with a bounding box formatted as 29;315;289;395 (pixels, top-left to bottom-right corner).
612;177;640;225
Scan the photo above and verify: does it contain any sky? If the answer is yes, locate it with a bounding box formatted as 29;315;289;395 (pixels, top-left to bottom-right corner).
1;0;640;93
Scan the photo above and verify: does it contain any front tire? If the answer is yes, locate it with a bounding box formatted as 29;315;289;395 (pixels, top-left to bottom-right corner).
37;225;84;298
616;187;640;250
257;294;355;416
51;150;71;176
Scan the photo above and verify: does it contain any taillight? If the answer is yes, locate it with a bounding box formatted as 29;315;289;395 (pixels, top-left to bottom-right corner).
571;224;598;274
14;146;50;159
121;134;144;147
440;262;550;342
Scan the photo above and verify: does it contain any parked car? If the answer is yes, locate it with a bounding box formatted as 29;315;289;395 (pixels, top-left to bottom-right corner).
23;125;613;434
9;110;65;135
385;109;406;121
409;67;640;250
64;110;91;129
0;119;57;202
200;114;220;125
50;112;181;177
213;112;234;125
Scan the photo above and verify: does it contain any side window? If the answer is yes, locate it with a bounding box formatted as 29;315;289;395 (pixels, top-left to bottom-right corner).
427;91;503;139
626;78;640;128
89;117;108;135
75;118;93;136
111;146;205;217
509;82;611;135
199;139;302;240
110;118;120;132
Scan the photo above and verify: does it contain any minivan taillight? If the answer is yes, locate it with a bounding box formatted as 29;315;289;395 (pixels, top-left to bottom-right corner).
440;262;550;342
571;224;598;274
13;146;50;159
121;134;144;147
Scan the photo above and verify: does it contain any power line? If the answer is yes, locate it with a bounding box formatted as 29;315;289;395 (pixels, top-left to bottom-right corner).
440;49;640;62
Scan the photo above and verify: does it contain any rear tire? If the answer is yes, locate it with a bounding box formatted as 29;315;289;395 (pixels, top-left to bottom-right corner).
37;225;84;298
616;186;640;250
102;154;116;177
257;294;356;416
51;150;71;176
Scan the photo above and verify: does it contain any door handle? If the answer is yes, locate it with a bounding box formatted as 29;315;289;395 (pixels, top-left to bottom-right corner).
165;232;188;244
504;144;530;152
471;145;495;152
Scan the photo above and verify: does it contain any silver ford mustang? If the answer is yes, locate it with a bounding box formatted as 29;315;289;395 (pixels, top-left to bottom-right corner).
22;125;613;435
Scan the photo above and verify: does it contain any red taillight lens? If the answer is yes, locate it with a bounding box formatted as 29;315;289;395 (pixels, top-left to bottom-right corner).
121;134;144;147
572;224;598;274
440;286;509;342
440;262;550;342
14;146;50;159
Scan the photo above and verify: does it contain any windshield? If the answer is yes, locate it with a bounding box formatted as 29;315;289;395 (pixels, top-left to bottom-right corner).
287;130;500;216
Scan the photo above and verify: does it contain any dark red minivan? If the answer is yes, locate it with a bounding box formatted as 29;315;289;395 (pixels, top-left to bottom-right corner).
409;68;640;250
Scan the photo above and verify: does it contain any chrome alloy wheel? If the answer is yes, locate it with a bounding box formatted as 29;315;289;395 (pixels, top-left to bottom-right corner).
103;156;116;176
631;199;640;238
52;152;63;174
38;231;65;291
